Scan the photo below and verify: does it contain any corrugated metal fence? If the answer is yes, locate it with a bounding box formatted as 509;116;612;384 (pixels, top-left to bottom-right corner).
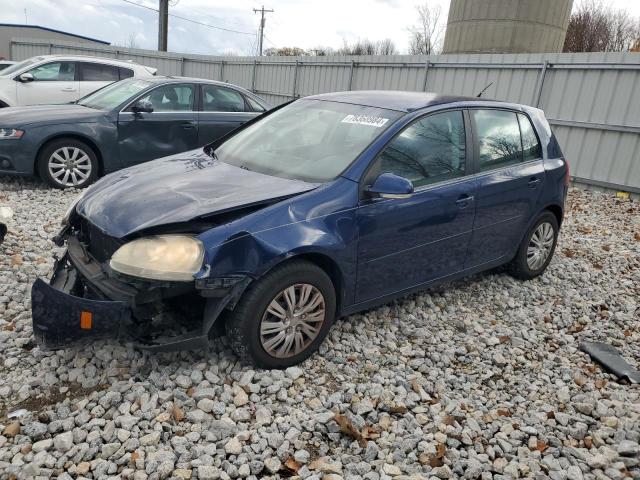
10;38;640;193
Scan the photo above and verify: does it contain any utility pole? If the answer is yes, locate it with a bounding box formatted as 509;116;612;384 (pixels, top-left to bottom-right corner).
253;5;273;56
158;0;169;51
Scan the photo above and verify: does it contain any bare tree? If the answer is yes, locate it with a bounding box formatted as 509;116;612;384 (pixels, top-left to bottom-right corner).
264;47;308;56
126;32;139;49
408;2;445;55
563;0;640;52
337;38;398;56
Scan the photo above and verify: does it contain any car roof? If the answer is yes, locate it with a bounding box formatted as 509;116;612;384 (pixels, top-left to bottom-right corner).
26;54;146;68
146;76;258;92
305;90;506;112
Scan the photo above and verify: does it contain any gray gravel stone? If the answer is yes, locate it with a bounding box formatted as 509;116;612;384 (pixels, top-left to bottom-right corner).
0;183;638;480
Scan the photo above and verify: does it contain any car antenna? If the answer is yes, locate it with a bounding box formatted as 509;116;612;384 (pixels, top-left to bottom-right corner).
476;81;494;98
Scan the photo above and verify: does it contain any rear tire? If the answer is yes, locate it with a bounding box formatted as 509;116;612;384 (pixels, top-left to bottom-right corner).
37;138;98;189
508;211;559;280
225;260;336;368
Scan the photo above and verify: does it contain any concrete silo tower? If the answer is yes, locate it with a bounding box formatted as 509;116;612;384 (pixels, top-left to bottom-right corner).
442;0;574;54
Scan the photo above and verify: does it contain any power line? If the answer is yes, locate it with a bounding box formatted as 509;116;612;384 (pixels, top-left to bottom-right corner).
119;0;256;36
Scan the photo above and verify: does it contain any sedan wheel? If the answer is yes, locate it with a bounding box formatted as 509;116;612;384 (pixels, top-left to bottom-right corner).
259;283;326;359
526;222;555;270
48;147;92;188
225;260;336;368
509;211;559;280
37;138;98;189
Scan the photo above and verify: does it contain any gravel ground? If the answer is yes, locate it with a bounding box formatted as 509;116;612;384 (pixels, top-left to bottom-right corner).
0;176;639;480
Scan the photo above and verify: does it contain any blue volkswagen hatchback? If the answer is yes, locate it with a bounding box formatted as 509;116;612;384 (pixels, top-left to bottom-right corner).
32;91;568;368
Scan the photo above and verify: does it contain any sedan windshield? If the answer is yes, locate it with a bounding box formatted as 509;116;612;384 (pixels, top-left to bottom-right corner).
215;99;402;183
78;79;152;110
0;57;42;77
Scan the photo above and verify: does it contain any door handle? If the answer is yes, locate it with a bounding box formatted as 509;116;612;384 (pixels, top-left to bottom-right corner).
181;124;196;130
455;194;474;208
61;88;77;92
528;177;541;188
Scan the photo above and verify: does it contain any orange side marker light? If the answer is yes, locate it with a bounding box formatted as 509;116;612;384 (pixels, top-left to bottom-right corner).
80;311;93;330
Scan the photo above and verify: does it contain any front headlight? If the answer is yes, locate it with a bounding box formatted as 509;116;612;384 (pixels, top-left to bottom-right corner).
0;128;24;139
110;235;204;282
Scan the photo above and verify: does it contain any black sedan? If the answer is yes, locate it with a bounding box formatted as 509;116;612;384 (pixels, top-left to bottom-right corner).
0;77;270;188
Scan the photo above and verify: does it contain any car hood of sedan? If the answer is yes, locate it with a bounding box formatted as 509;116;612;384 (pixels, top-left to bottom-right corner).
76;149;319;238
0;104;104;127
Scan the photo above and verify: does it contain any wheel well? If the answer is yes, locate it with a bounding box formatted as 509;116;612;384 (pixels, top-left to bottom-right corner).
289;253;344;312
544;204;563;227
34;135;104;177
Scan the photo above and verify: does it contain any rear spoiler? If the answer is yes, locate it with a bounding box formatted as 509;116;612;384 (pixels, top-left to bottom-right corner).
144;66;158;76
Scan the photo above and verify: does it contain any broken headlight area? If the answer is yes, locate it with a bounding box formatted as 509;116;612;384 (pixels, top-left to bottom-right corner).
32;221;250;352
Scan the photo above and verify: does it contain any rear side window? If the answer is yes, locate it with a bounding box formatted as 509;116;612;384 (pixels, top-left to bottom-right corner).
202;84;247;112
80;63;120;82
518;114;542;161
27;62;76;81
119;67;134;80
246;95;265;112
473;110;522;172
376;110;466;188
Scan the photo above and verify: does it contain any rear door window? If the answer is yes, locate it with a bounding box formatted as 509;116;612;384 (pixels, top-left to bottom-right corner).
79;63;120;81
202;84;247;112
472;109;523;172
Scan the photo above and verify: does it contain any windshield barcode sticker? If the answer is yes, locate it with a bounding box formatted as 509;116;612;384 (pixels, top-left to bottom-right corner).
341;115;389;127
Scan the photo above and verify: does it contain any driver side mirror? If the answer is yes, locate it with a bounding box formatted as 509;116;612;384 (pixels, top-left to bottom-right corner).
366;172;414;199
131;99;154;114
18;72;34;83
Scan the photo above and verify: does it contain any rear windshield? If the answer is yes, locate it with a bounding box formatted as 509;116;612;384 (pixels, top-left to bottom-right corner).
216;99;402;183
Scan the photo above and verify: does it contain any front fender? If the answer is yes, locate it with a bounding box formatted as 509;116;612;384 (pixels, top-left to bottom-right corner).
196;178;360;307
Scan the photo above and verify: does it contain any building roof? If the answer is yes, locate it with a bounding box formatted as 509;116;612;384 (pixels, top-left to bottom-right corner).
0;24;109;45
306;90;499;112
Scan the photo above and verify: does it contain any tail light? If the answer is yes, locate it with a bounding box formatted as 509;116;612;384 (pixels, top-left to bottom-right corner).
563;159;570;186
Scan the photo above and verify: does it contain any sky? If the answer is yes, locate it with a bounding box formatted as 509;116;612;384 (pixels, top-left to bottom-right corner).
3;0;640;56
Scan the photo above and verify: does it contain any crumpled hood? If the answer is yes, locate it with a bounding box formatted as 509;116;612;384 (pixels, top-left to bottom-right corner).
0;104;104;127
77;149;318;238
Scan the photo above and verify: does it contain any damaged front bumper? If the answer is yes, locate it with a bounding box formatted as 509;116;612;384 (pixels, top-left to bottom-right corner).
31;233;250;352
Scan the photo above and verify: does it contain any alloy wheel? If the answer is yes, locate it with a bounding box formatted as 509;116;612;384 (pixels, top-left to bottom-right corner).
527;221;555;270
259;283;326;359
48;147;92;187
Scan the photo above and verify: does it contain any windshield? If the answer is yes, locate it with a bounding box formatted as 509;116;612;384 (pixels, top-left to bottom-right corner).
0;57;42;77
78;79;152;110
215;99;402;183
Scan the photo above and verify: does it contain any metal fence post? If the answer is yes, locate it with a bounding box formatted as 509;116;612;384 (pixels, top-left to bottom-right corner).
219;61;225;82
49;43;53;54
251;60;258;93
292;60;300;98
180;57;186;76
422;58;431;91
348;60;356;90
534;60;549;107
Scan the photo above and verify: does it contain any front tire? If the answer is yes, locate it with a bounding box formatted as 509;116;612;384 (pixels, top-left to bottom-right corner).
37;138;98;189
508;211;559;280
225;260;336;368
